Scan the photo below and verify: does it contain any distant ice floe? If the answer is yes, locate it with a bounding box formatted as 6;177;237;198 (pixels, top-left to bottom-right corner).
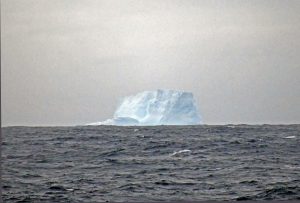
88;89;202;126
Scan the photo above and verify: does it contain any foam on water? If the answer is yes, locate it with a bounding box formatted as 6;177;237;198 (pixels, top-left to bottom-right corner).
171;149;192;156
284;136;296;139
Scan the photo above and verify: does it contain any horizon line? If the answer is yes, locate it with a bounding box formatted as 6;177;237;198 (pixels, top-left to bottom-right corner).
2;123;300;128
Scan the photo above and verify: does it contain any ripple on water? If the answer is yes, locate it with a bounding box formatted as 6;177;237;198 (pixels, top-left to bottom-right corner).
2;125;300;202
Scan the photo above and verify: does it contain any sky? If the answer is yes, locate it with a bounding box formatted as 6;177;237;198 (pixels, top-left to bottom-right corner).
2;0;300;126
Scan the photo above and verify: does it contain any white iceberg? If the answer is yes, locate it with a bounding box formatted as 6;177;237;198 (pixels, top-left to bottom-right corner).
88;89;202;126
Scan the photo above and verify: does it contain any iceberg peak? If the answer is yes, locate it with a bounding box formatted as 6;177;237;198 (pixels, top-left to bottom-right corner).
88;89;202;126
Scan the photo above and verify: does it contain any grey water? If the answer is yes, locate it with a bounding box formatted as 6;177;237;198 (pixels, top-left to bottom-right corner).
2;125;300;202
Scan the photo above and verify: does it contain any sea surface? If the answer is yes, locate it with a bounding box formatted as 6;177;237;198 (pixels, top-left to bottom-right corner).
2;125;300;202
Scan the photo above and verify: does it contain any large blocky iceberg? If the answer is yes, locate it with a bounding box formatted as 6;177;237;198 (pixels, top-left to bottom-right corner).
88;89;202;126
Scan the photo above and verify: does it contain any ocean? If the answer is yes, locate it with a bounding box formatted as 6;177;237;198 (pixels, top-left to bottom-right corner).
2;125;300;202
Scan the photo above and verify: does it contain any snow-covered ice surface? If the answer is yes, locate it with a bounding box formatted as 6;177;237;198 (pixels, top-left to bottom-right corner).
89;89;202;126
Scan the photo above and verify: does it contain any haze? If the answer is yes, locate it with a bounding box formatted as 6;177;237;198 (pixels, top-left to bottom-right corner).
2;0;300;126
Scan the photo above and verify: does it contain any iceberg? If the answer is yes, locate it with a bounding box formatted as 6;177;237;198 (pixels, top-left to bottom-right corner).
88;89;202;126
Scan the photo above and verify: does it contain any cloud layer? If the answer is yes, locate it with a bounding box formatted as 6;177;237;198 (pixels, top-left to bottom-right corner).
2;0;300;125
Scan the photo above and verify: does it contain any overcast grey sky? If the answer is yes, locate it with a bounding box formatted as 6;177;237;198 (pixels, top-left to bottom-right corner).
2;0;300;126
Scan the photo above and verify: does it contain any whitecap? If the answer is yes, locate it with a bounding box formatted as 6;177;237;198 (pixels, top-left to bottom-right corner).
170;149;191;156
284;136;296;139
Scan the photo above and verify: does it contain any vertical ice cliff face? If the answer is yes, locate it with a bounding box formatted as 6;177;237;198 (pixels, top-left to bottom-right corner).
88;89;202;126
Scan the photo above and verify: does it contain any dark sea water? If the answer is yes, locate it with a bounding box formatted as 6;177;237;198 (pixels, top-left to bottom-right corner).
2;125;300;202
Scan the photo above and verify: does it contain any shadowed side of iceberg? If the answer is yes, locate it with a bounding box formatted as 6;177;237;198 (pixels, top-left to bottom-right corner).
87;89;202;126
